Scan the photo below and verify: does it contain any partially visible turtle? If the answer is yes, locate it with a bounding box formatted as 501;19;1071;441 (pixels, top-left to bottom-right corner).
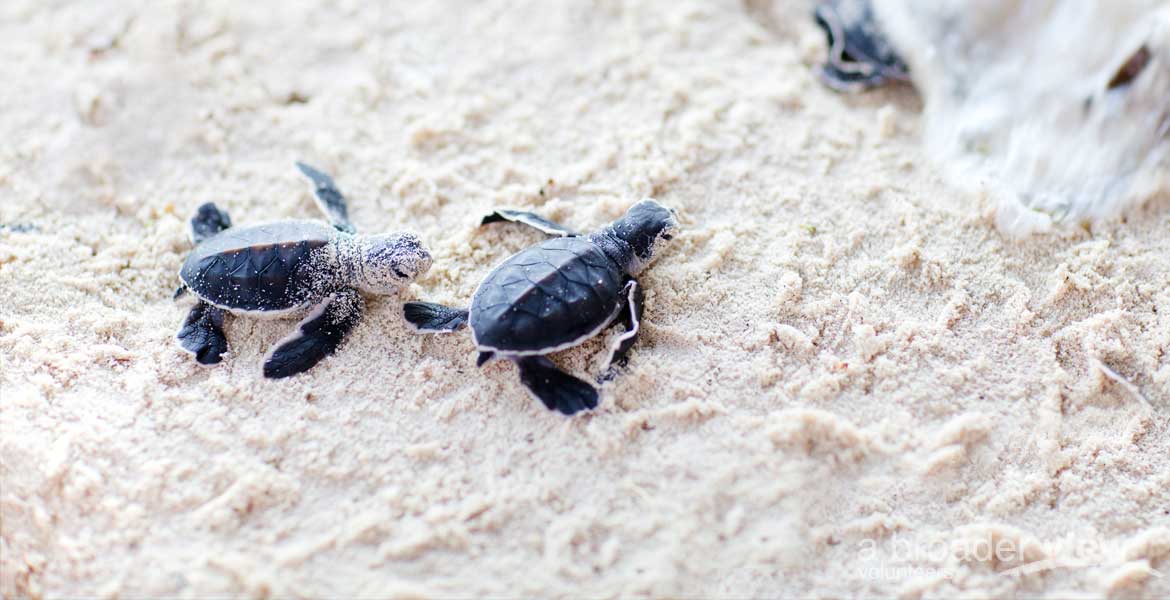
815;0;909;92
403;199;679;415
175;162;432;378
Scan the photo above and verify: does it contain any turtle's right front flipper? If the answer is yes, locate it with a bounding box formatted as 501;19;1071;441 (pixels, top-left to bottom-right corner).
481;209;577;237
403;302;469;333
189;202;232;244
600;279;643;382
516;356;598;415
177;302;228;365
263;289;364;379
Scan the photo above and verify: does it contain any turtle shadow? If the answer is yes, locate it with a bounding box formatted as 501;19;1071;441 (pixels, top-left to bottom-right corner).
833;82;923;114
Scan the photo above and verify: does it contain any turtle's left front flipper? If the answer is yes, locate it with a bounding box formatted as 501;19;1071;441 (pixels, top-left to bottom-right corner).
481;209;577;237
263;289;364;379
295;161;356;234
177;302;228;365
403;302;469;333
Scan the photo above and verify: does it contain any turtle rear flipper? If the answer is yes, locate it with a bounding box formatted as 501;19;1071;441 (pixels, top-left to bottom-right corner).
263;289;363;379
177;302;228;365
481;209;577;237
516;356;599;415
190;202;232;244
403;302;469;333
295;161;356;234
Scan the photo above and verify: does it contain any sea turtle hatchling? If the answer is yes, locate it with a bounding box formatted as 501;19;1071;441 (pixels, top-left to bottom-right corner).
175;162;432;378
403;199;679;415
815;0;909;92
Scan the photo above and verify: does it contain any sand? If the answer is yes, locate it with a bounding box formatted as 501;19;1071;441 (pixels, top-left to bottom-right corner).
2;0;1168;597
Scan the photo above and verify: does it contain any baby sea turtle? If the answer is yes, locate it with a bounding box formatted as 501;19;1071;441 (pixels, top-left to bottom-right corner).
815;0;909;91
175;162;432;378
403;199;679;415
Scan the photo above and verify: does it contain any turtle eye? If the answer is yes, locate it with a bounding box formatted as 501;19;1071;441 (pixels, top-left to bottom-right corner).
392;267;408;278
662;234;673;240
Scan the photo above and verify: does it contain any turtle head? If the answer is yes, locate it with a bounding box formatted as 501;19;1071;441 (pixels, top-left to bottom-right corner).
606;199;679;275
355;232;432;294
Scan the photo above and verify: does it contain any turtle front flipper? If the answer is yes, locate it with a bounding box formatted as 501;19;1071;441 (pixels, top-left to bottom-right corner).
516;356;599;416
814;0;909;92
189;202;232;244
263;289;364;379
601;279;644;379
177;302;229;365
481;209;577;237
403;302;469;333
295;161;356;234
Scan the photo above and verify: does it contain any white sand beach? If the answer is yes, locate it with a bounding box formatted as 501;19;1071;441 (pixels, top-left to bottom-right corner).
2;0;1168;597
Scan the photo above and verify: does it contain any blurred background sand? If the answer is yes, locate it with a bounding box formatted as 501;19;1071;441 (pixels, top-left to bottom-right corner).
2;0;1167;597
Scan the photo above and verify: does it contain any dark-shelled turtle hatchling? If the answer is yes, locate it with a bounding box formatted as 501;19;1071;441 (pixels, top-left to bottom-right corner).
403;199;679;415
175;162;432;378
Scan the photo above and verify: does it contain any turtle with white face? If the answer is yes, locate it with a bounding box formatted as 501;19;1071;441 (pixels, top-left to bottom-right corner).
403;199;679;415
815;0;909;92
175;162;432;378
